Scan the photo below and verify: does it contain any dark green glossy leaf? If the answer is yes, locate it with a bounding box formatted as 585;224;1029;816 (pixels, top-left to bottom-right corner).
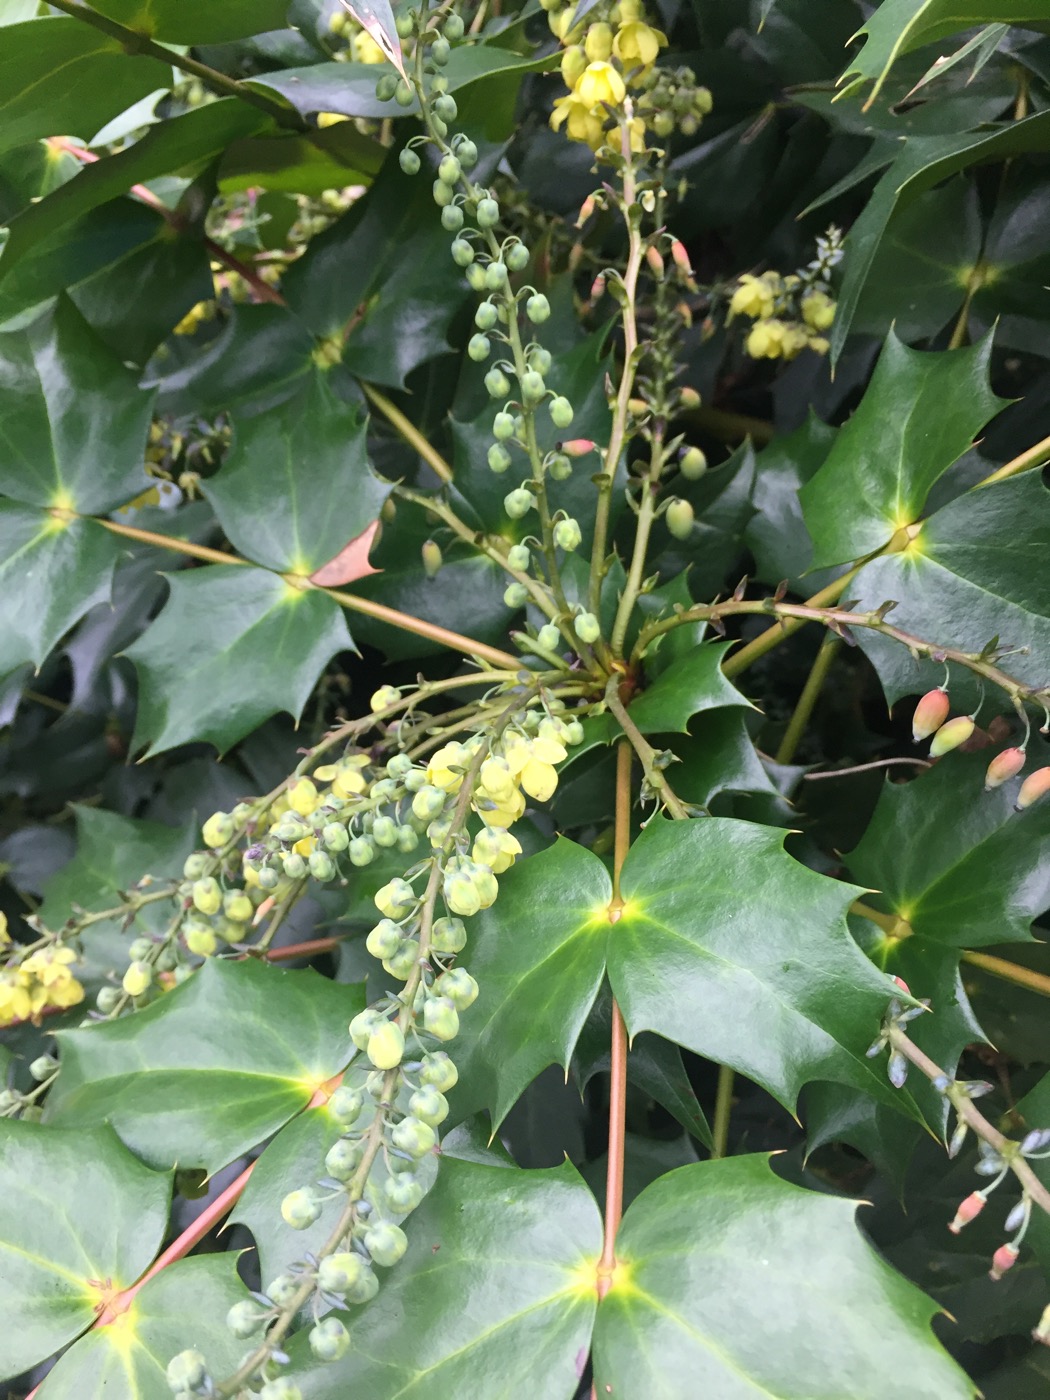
800;332;1005;568
36;1256;251;1400
0;296;155;512
0;102;269;282
846;750;1050;951
47;959;361;1171
204;373;387;574
581;642;751;754
0;1121;170;1382
125;565;352;757
593;1156;973;1399
88;0;290;42
0;507;121;678
456;821;907;1126
219;123;385;196
830;112;1050;359
840;0;1049;106
252;44;554;121
0;17;170;157
853;471;1050;704
745;412;837;589
283;152;467;387
290;1157;601;1399
672;710;780;809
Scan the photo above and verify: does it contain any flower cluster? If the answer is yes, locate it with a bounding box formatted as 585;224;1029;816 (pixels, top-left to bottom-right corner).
327;5;388;64
546;0;684;153
166;684;581;1395
0;919;84;1028
729;226;843;361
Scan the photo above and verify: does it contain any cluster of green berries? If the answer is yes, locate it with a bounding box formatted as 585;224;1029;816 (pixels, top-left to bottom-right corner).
633;63;713;138
912;685;1050;807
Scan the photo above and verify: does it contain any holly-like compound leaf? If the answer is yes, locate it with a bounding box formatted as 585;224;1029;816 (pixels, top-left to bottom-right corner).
203;373;387;575
46;959;363;1172
800;332;1005;569
0;506;121;680
745;411;837;590
576;642;752;757
125;564;353;757
288;1157;602;1399
844;748;1050;1102
0;17;170;158
851;470;1050;705
830;112;1050;359
839;0;1050;109
454;820;907;1129
0;1121;170;1382
0;296;155;513
35;1256;251;1400
593;1156;974;1399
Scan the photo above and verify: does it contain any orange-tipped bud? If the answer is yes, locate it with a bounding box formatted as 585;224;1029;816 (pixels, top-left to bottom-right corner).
990;1241;1019;1281
670;238;693;276
911;688;949;743
984;746;1026;791
576;194;596;228
645;245;665;277
562;438;596;458
948;1191;985;1235
929;715;975;757
1017;766;1050;811
679;386;701;411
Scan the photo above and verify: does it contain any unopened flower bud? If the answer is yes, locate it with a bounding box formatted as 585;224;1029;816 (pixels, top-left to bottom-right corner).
948;1191;985;1234
1016;766;1050;810
911;687;950;742
984;746;1026;790
1033;1301;1050;1346
665;498;694;540
929;715;975;757
562;438;595;457
553;517;582;551
549;396;574;429
989;1241;1020;1280
679;446;707;480
679;386;701;410
574;612;601;644
645;244;665;277
669;238;693;277
421;540;443;577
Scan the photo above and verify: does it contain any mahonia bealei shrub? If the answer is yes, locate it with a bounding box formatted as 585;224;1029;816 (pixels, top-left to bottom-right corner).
728;225;844;361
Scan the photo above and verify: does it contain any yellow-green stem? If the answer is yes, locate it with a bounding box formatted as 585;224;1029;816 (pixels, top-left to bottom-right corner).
977;431;1050;489
718;566;863;679
363;383;454;484
961;949;1050;999
710;1063;734;1160
775;634;839;764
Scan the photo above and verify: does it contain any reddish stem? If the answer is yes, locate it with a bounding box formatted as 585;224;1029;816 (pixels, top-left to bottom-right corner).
264;936;341;962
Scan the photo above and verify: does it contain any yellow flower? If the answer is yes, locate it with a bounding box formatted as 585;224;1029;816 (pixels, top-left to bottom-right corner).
520;758;559;802
584;22;614;61
472;828;522;874
427;741;468;793
478;788;526;829
780;323;812;361
729;274;775;321
287;777;320;816
478;756;517;802
0;970;32;1026
353;31;386;63
746;319;787;359
613;20;665;70
550;93;606;149
801;291;836;332
0;912;8;947
575;61;626;108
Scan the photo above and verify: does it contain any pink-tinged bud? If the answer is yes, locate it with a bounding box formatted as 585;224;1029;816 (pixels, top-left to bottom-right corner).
562;438;596;458
929;715;975;757
989;1241;1020;1280
911;687;949;743
645;244;665;277
679;386;701;411
1016;766;1050;811
891;975;911;995
590;273;606;301
576;194;596;228
948;1191;985;1235
670;239;693;276
984;746;1026;790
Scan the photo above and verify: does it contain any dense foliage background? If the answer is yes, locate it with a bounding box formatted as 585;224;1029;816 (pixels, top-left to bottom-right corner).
3;0;1050;1396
